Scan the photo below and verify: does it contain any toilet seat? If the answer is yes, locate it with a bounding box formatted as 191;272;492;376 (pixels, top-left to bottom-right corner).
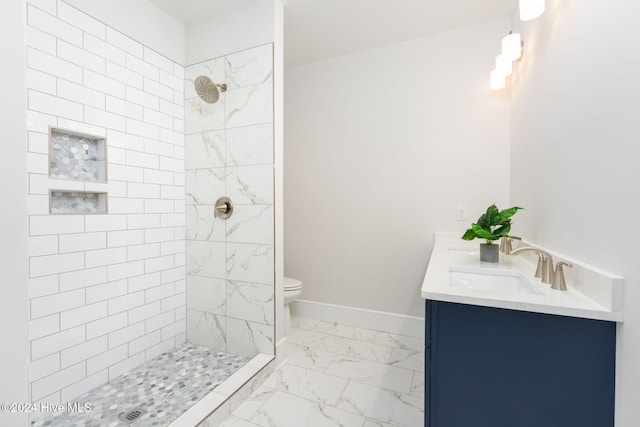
284;277;302;291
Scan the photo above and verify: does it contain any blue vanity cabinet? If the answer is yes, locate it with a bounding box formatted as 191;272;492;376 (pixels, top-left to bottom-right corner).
424;300;616;427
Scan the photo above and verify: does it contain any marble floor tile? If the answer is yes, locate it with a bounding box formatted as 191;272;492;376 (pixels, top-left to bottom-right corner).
229;385;276;421
222;316;425;427
287;328;329;348
324;357;414;394
250;391;366;427
388;347;425;372
291;317;321;331
313;321;378;342
264;364;348;406
363;419;398;427
218;415;263;427
319;335;393;364
287;342;336;372
372;332;424;353
410;371;425;398
336;381;423;427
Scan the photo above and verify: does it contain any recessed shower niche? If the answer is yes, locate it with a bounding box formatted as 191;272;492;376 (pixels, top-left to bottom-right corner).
49;190;108;214
48;127;108;214
49;127;107;182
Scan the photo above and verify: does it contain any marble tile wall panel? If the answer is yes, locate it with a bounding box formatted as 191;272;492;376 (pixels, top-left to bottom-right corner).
187;310;227;350
227;243;274;285
227;165;274;205
226;83;273;129
226;123;273;166
227;280;274;326
185;131;225;169
186;276;226;314
225;44;273;90
226;205;274;244
186;167;226;205
185;44;274;357
185;97;226;134
226;318;274;358
186;204;225;242
186;240;226;279
226;123;273;167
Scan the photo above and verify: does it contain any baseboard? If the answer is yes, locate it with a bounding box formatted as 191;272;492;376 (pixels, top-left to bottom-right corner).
290;299;424;338
274;337;288;370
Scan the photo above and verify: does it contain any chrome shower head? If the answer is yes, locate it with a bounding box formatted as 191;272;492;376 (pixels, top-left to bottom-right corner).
194;75;227;104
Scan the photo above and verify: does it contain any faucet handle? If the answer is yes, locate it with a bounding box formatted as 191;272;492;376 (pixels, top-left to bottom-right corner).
552;261;573;291
511;246;549;281
532;252;544;278
499;237;513;255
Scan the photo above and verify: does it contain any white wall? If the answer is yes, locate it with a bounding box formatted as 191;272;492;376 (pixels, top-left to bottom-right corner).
0;0;29;425
284;18;511;317
509;0;640;424
185;0;275;66
61;0;185;64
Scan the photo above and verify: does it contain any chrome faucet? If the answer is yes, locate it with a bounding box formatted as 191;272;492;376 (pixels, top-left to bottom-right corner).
511;246;554;284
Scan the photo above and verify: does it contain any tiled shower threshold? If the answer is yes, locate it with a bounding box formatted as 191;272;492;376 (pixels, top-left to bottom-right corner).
31;343;274;427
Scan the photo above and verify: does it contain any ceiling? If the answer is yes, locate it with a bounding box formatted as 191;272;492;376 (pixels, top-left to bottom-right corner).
148;0;515;67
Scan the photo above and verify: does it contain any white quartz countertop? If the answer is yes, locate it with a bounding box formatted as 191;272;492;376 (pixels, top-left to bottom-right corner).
421;233;624;322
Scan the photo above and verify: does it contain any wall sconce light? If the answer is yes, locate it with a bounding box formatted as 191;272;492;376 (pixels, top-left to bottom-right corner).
495;54;512;77
501;30;523;62
519;0;545;21
490;31;524;91
490;69;506;90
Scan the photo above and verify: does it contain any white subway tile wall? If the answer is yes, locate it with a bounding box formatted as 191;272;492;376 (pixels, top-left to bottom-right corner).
26;0;185;409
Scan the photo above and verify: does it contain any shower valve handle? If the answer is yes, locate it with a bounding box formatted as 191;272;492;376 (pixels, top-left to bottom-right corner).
214;197;234;219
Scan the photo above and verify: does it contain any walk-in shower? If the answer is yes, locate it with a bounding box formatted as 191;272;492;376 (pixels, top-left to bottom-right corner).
30;39;276;427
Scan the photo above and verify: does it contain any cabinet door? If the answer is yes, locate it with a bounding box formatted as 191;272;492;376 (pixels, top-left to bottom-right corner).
425;300;616;427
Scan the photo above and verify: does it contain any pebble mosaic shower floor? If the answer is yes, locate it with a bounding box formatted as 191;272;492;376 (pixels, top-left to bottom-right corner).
31;344;249;427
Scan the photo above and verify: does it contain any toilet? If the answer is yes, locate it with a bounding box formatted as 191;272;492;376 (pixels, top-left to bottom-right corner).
283;277;303;335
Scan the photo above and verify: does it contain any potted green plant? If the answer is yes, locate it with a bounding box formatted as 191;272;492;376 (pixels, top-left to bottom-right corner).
462;204;524;262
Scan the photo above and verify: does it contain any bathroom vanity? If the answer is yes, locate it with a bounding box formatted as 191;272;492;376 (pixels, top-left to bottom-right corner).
421;233;623;427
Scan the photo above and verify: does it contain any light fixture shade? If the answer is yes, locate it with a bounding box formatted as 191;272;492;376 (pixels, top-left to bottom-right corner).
490;69;505;90
519;0;545;21
502;32;522;62
495;54;512;77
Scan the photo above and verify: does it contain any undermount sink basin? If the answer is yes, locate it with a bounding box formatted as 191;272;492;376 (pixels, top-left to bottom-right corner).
450;270;543;295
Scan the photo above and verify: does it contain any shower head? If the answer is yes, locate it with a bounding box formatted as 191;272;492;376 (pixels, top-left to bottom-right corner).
194;75;227;104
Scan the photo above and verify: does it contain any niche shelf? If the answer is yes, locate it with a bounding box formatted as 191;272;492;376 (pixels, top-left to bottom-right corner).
49;190;108;215
49;127;107;182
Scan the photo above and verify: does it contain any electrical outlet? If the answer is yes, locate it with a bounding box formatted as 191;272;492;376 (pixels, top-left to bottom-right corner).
456;205;467;221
